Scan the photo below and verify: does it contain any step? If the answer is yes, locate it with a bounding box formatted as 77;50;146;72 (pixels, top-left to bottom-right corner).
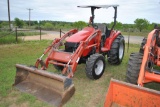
101;47;109;52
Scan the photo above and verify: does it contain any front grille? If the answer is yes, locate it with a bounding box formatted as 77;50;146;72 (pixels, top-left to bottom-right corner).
65;42;79;52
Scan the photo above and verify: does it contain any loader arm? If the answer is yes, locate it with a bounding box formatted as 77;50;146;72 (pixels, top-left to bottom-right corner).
68;29;102;76
35;29;78;69
138;29;160;86
46;29;102;78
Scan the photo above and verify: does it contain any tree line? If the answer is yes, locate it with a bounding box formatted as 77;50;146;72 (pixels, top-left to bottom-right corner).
0;17;159;32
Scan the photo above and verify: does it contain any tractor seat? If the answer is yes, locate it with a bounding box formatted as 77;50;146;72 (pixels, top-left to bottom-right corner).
97;24;110;38
97;24;106;34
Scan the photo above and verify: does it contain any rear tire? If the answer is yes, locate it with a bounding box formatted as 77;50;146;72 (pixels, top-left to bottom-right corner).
108;35;125;65
126;53;143;84
139;38;147;54
85;54;105;79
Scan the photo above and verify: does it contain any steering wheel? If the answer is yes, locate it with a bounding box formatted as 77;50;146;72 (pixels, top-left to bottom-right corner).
88;24;98;29
93;24;98;29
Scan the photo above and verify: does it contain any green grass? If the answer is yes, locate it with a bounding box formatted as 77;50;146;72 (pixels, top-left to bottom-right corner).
17;31;46;37
0;35;22;44
122;31;149;37
0;31;43;37
0;41;159;107
0;31;45;44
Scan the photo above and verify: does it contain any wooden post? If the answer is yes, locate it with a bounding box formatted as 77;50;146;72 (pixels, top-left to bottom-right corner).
16;27;18;43
127;28;130;53
40;27;41;40
60;29;61;38
7;0;11;30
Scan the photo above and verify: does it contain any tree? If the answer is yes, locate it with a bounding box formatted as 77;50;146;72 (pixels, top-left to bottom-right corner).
134;18;149;32
44;22;53;30
73;21;87;29
0;21;9;28
14;17;24;28
147;23;156;31
110;21;123;30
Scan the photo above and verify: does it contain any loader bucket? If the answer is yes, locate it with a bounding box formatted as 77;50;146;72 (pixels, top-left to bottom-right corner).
13;64;75;107
104;79;160;107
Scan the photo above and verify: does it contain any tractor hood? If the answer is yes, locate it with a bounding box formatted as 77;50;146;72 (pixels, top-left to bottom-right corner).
66;27;95;43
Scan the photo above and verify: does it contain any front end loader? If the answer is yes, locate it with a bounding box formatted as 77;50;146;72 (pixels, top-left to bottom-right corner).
126;28;160;86
104;79;160;107
13;5;125;106
104;28;160;107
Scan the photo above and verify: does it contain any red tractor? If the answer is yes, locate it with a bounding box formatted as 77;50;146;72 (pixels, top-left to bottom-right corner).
14;5;125;106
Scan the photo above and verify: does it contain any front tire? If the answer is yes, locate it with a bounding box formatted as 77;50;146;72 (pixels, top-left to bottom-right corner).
126;53;143;84
53;61;64;71
85;54;106;79
108;35;125;65
53;64;64;71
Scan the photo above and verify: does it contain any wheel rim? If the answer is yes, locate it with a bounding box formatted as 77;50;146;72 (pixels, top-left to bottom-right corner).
119;41;124;60
95;60;104;75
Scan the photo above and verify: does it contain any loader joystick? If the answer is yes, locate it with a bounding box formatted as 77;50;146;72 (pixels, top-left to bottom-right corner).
88;16;98;29
89;16;93;25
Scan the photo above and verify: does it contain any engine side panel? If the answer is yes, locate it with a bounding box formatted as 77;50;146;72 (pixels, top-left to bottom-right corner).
66;27;95;43
65;27;96;57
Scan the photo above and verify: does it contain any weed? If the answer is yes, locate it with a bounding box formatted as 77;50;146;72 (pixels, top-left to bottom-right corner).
16;93;36;105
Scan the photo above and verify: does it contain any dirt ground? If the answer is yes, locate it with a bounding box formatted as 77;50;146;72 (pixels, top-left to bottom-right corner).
20;34;60;41
21;33;143;44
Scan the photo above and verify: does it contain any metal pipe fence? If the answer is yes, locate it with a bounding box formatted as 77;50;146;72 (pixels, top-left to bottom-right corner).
0;27;66;43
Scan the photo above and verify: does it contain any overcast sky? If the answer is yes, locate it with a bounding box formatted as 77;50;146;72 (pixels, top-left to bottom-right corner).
0;0;160;24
